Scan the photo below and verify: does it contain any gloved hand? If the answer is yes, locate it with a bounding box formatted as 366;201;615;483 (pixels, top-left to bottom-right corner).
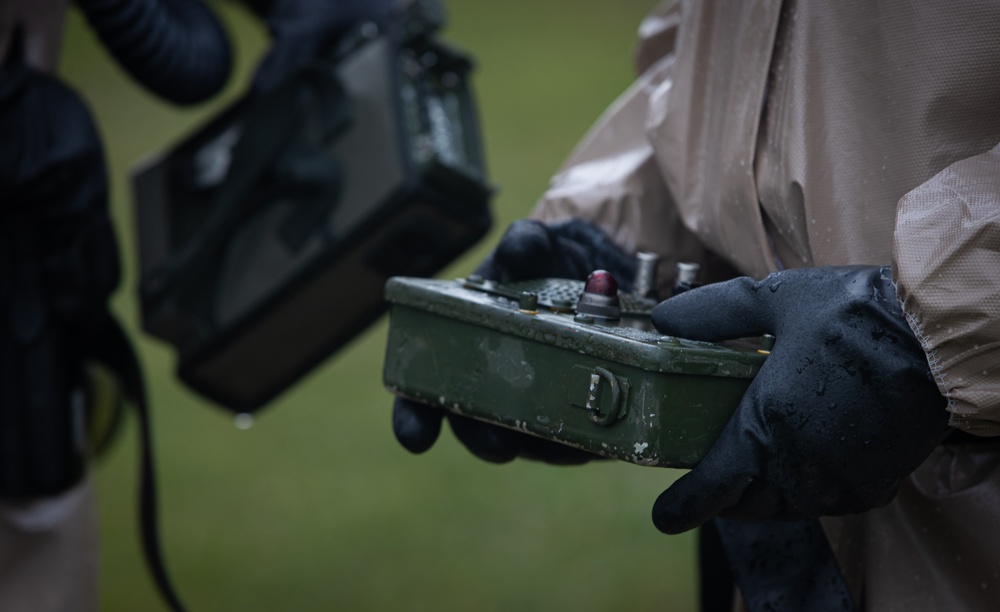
392;218;637;463
245;0;394;93
649;266;951;534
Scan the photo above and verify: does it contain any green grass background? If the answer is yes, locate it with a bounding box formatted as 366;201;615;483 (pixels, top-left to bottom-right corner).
58;1;697;609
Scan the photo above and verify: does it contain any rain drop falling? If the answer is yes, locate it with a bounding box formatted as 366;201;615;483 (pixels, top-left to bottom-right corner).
235;413;255;430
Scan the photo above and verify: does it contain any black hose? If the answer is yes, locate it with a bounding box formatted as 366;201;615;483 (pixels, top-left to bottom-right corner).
76;0;232;105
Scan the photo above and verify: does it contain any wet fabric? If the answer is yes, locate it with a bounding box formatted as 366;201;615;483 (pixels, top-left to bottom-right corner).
530;0;1000;609
822;442;1000;610
893;145;1000;435
533;0;1000;433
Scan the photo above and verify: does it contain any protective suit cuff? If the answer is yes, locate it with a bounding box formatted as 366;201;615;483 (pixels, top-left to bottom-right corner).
946;414;1000;437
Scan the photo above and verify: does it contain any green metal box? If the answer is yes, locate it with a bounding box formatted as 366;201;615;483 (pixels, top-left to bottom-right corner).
384;277;767;468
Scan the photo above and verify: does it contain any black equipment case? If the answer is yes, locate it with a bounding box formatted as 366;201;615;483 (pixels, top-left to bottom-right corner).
132;4;492;412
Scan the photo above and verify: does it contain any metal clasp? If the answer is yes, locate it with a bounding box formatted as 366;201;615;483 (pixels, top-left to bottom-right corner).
583;366;628;426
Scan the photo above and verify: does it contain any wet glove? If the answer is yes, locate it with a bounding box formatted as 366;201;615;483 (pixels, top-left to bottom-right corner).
392;218;636;463
649;265;951;534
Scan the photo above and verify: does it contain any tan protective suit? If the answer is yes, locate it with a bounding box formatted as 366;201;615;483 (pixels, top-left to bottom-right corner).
532;1;1000;609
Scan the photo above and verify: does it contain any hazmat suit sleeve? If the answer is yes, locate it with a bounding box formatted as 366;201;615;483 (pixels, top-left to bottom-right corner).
529;1;710;293
893;143;1000;436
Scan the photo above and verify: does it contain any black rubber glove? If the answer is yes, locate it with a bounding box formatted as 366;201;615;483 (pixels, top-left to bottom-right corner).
246;0;394;93
392;218;637;463
649;266;951;534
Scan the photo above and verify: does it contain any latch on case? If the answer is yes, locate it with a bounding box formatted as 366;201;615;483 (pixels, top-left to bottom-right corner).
570;365;629;426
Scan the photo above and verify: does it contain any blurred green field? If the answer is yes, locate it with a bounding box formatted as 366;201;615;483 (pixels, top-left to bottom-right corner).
58;1;697;610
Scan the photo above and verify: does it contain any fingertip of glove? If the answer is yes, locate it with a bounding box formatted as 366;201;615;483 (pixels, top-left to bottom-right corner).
652;277;770;340
494;219;553;280
651;295;696;337
651;490;703;535
392;399;443;454
447;414;520;464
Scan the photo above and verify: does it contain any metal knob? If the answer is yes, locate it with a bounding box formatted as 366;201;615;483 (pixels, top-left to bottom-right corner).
633;252;660;299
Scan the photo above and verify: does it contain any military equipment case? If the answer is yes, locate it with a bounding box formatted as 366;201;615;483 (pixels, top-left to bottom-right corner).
133;17;491;412
384;277;767;467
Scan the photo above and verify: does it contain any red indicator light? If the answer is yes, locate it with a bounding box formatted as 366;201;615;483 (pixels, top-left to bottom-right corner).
584;270;618;297
576;270;621;320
